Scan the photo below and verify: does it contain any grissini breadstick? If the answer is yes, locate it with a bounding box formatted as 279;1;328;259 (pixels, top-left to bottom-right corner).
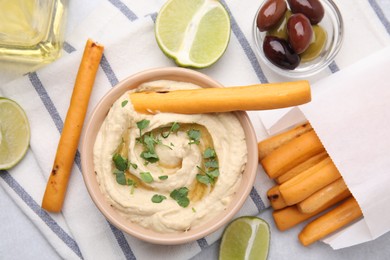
273;205;323;231
267;185;288;210
297;178;351;214
273;193;353;231
130;80;311;114
41;39;104;212
275;151;328;184
261;130;325;179
299;197;363;246
279;157;341;205
258;122;313;161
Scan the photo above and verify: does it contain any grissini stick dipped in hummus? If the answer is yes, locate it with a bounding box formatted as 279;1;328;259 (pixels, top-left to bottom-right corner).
261;130;325;179
42;39;104;212
129;80;311;114
298;197;363;246
258;122;313;161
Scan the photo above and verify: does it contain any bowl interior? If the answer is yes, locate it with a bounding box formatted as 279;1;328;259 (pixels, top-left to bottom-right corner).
81;67;258;245
253;0;344;78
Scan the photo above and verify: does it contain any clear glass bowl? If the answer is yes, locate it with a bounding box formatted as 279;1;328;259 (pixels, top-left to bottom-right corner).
253;0;344;78
0;0;67;64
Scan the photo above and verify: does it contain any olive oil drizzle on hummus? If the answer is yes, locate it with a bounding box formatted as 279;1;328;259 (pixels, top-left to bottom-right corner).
112;122;218;205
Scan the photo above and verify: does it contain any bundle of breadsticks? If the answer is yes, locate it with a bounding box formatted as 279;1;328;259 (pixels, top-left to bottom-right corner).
258;122;363;246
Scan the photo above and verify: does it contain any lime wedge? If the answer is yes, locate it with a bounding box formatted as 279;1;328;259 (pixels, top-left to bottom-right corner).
0;97;30;170
155;0;231;68
219;216;270;260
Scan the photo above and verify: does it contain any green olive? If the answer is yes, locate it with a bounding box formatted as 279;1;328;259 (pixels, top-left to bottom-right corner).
266;10;292;40
300;25;327;62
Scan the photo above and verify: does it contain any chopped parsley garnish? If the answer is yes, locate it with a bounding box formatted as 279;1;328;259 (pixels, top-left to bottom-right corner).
170;187;190;208
205;160;218;168
140;172;154;183
129;162;138;169
196;147;219;186
112;154;138;192
158;175;168;180
127;179;137;186
127;179;137;194
207;168;220;178
137;121;180;164
196;166;219;185
121;100;128;107
113;153;137;171
151;194;167;203
139;133;160;163
112;153;128;171
192;207;196;213
143;134;157;151
161;122;180;138
114;169;127;185
171;122;180;132
203;148;216;159
187;129;201;145
136;119;150;137
140;150;159;163
138;131;172;163
196;173;212;185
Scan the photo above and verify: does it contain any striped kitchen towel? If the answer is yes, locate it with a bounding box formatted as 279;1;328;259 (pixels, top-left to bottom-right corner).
1;0;390;259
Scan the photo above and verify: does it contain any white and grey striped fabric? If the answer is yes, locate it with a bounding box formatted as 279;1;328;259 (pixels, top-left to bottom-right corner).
1;0;390;259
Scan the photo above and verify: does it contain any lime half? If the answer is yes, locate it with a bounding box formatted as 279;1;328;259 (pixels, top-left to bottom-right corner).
0;97;30;170
219;216;270;260
155;0;231;68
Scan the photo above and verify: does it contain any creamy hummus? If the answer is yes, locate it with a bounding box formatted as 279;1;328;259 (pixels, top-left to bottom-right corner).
93;80;247;233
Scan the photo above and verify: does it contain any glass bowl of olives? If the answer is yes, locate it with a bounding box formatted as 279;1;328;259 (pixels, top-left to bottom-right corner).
253;0;343;78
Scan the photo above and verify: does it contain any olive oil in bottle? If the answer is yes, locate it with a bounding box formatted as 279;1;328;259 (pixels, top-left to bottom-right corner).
0;0;67;64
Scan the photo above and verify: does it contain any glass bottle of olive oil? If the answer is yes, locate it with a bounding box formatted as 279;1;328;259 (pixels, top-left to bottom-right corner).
0;0;67;64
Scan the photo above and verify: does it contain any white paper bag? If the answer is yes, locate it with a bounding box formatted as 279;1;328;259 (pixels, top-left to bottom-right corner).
261;46;390;249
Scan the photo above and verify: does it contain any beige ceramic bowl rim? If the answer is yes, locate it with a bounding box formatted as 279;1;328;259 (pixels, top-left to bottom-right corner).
81;67;258;245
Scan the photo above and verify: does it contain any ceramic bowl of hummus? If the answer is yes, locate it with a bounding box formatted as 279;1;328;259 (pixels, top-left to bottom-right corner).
81;67;258;245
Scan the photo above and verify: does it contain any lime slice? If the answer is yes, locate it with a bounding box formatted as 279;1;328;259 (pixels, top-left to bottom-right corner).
219;216;270;260
155;0;231;68
0;97;30;170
